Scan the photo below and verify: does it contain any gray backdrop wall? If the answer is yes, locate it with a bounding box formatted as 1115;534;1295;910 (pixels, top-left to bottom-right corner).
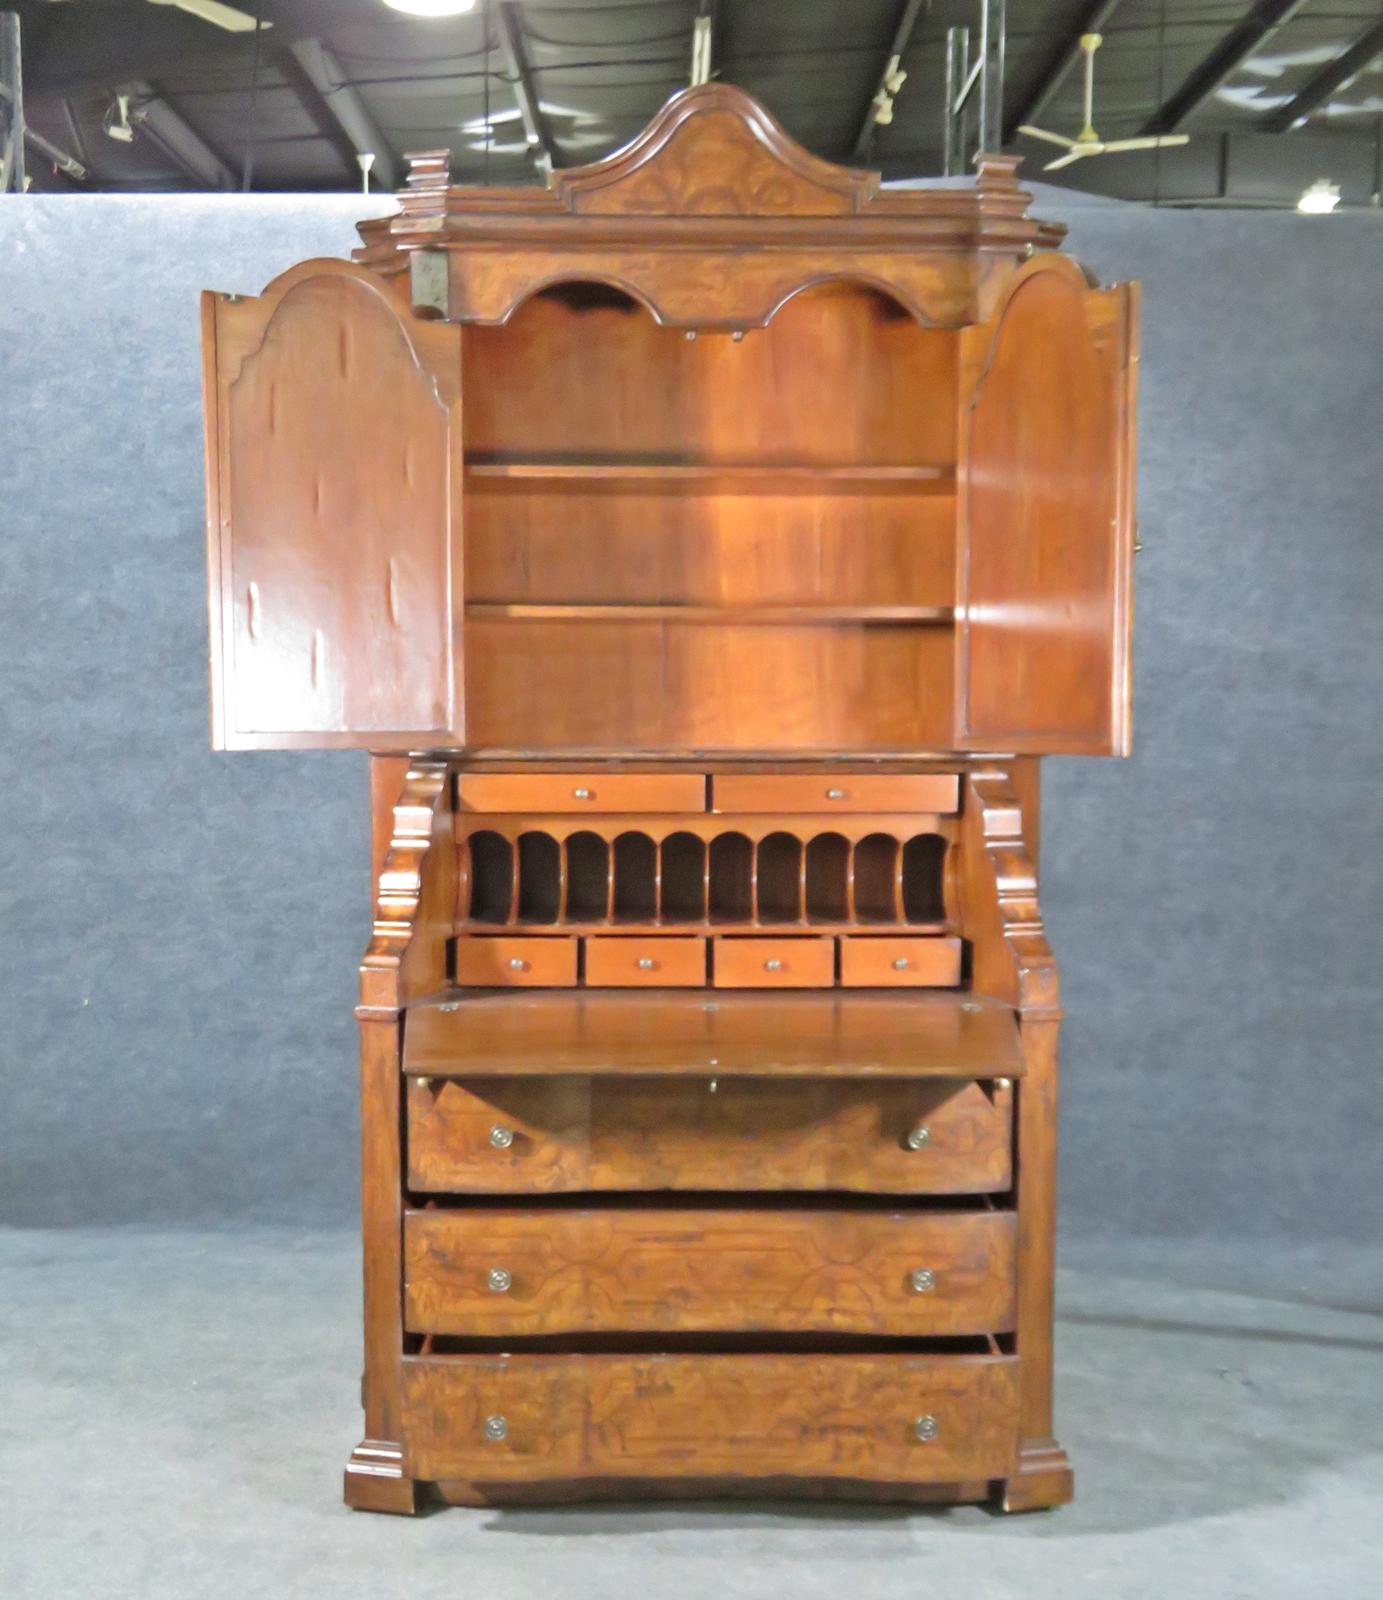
1;190;1379;1238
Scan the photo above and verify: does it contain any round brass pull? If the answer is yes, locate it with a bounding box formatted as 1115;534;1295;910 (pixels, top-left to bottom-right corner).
764;958;784;972
483;1414;508;1441
892;957;910;970
913;1414;939;1442
637;957;657;971
825;787;847;801
905;1125;931;1150
489;1124;515;1150
487;1267;513;1293
910;1268;936;1294
572;787;594;800
508;957;529;972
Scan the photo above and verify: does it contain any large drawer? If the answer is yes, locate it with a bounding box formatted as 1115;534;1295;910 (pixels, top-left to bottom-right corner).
406;1076;1013;1195
403;1206;1016;1337
402;1352;1019;1486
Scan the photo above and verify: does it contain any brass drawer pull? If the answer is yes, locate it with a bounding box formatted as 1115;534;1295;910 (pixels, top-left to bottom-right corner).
913;1415;939;1442
904;1125;931;1150
489;1124;515;1149
764;958;784;972
483;1414;508;1441
637;956;657;970
909;1268;936;1294
892;956;910;971
508;957;529;972
825;787;847;800
572;786;594;800
487;1267;513;1293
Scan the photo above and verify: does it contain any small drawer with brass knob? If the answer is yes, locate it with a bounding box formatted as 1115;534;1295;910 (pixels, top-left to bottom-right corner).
839;935;962;989
712;935;835;989
584;935;706;988
455;935;577;988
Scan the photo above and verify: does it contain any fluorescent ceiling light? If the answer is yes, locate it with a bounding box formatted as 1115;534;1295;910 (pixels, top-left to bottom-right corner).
383;0;479;16
1297;178;1341;214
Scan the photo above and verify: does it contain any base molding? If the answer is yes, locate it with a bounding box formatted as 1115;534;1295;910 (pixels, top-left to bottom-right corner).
344;1440;421;1515
994;1440;1074;1513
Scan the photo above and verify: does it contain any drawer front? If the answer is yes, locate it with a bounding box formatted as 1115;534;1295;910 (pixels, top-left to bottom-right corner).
840;936;963;988
404;1207;1016;1337
457;773;706;813
403;1352;1019;1485
712;774;959;815
407;1077;1013;1196
455;936;577;988
584;936;706;988
713;936;835;988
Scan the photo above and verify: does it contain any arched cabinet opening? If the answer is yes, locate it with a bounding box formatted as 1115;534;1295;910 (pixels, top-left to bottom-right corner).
461;276;961;753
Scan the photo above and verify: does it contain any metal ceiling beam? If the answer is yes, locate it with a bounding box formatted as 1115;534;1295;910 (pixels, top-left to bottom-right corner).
853;0;927;160
1261;20;1383;132
287;37;400;191
1004;0;1124;142
494;0;556;175
1141;0;1309;136
120;79;236;191
0;81;88;180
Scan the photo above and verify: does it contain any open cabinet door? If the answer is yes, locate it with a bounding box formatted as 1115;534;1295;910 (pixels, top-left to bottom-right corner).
202;259;463;750
956;256;1138;756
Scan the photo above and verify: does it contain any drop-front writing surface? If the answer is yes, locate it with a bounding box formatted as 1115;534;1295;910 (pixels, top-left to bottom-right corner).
197;83;1140;1517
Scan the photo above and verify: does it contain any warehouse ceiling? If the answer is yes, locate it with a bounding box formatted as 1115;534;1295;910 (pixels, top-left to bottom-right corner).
8;0;1383;206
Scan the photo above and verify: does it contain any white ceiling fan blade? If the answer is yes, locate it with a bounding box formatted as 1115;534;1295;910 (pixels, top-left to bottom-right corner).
1017;124;1076;150
1098;135;1191;154
1044;147;1096;171
148;0;272;33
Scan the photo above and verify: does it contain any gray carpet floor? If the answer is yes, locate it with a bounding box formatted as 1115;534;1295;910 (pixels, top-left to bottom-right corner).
3;1227;1379;1600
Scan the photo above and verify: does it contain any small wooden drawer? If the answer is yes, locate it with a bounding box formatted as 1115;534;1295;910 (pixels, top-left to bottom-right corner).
713;936;835;988
457;773;706;813
455;936;577;987
841;936;963;988
584;936;706;987
406;1077;1014;1197
711;774;959;814
402;1352;1020;1487
404;1206;1016;1337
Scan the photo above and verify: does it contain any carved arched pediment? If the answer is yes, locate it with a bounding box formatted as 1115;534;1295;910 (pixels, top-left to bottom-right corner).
553;84;877;217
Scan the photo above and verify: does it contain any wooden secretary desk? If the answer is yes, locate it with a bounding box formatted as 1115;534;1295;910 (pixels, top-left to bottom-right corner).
200;85;1136;1515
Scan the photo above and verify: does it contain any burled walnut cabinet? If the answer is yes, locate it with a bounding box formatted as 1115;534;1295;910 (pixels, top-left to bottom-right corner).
200;86;1136;1514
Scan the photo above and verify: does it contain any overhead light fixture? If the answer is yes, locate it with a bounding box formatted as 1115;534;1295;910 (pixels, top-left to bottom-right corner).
382;0;479;16
1297;178;1341;214
104;93;135;144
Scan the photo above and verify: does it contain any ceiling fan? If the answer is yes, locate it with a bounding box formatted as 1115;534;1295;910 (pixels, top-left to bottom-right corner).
1018;33;1188;171
145;0;271;33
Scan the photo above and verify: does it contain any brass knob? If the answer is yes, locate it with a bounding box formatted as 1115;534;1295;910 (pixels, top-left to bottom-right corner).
994;1076;1013;1091
483;1414;508;1441
913;1414;939;1442
764;958;784;972
825;787;846;800
637;957;656;970
487;1267;512;1293
508;957;528;971
892;957;910;970
573;787;594;800
905;1125;931;1150
910;1268;936;1294
489;1124;515;1149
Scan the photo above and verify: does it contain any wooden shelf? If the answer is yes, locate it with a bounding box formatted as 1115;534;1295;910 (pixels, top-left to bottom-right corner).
465;460;955;492
466;604;955;626
403;989;1021;1080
